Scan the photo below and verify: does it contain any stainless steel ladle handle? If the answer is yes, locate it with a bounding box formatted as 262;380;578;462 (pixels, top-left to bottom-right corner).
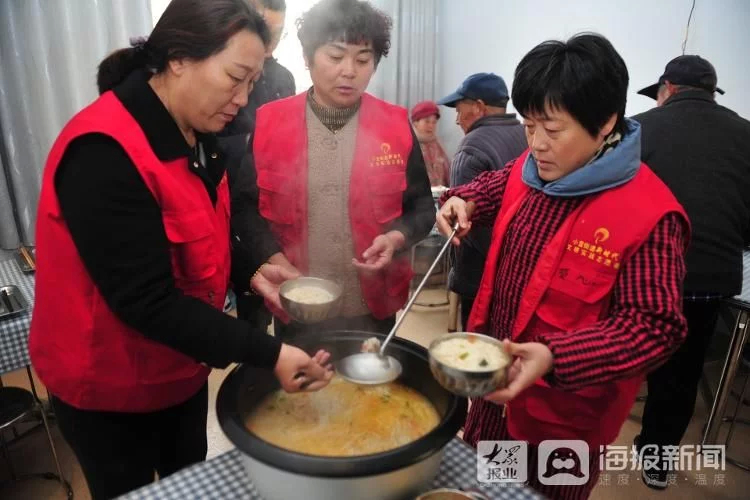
378;222;460;357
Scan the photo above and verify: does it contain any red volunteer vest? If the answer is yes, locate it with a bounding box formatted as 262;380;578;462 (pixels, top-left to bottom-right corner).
468;151;688;446
29;92;230;412
253;92;414;319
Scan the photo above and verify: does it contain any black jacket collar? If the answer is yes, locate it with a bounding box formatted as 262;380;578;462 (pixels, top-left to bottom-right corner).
113;69;218;162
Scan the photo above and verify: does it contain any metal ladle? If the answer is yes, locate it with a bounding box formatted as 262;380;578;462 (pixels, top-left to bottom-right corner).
336;222;460;385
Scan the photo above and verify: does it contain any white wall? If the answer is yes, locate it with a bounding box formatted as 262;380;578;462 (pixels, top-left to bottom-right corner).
437;0;750;155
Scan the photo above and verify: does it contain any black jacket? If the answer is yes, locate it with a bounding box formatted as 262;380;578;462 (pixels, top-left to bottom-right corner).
217;57;295;188
633;90;750;295
448;113;526;297
54;70;281;370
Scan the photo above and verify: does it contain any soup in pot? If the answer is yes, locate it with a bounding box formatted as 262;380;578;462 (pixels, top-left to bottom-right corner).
245;376;440;456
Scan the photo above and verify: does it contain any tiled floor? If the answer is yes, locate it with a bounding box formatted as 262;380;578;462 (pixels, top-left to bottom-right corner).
1;288;749;499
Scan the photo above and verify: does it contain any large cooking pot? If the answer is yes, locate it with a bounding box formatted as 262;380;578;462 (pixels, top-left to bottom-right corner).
217;330;468;500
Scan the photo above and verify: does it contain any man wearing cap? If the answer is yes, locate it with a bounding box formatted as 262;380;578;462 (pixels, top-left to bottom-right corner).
411;101;451;187
437;72;526;328
633;55;750;490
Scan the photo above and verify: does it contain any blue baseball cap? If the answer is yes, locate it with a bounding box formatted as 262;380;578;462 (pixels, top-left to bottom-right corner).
437;72;510;108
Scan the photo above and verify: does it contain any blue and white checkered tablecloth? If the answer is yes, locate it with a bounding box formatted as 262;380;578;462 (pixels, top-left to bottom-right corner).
120;438;545;500
0;258;34;375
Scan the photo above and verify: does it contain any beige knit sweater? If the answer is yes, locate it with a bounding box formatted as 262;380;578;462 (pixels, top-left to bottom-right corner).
305;103;368;317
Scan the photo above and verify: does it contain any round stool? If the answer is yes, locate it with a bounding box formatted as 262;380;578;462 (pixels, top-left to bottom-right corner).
0;385;73;498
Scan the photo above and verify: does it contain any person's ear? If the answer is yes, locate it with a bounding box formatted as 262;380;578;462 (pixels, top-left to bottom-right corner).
664;81;680;98
600;113;618;138
168;58;189;77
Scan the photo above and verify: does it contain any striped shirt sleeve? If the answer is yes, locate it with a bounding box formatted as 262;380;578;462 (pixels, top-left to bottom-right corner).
439;160;514;226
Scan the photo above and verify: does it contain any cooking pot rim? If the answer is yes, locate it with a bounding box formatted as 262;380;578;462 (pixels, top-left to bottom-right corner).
217;330;468;478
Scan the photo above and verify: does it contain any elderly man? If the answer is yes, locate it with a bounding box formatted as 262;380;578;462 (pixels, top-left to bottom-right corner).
437;73;526;328
633;55;750;490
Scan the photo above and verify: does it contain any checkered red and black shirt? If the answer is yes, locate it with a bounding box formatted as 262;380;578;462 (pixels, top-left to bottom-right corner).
442;164;688;391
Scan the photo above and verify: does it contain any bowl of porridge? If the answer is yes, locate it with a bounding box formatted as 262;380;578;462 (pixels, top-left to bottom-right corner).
428;333;511;397
279;277;342;323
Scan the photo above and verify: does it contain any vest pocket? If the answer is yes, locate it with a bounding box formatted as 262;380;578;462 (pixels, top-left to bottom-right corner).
522;380;613;431
534;276;614;331
257;170;296;224
163;211;217;281
367;171;406;223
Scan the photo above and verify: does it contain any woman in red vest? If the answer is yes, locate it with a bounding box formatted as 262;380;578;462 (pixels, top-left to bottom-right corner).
231;0;435;339
29;1;332;498
437;34;690;499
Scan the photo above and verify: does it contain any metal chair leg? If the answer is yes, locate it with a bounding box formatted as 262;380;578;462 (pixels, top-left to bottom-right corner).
725;369;750;471
38;402;64;481
703;309;750;445
25;366;73;498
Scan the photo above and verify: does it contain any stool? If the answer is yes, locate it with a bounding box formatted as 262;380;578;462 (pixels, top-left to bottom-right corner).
0;367;72;498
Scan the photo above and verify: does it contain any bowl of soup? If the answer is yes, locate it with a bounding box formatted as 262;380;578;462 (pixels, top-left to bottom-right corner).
217;330;467;500
279;277;342;323
428;332;511;397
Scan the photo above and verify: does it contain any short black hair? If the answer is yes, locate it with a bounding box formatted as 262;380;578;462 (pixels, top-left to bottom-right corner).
297;0;392;66
511;33;629;137
255;0;286;11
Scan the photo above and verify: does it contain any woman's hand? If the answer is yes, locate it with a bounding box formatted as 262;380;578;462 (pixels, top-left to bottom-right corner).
274;344;334;392
483;340;554;405
267;252;300;276
437;197;475;246
352;231;405;272
250;263;300;322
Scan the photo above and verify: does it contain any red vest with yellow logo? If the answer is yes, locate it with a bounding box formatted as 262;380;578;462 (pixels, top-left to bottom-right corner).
30;91;229;412
253;92;414;319
468;151;688;446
